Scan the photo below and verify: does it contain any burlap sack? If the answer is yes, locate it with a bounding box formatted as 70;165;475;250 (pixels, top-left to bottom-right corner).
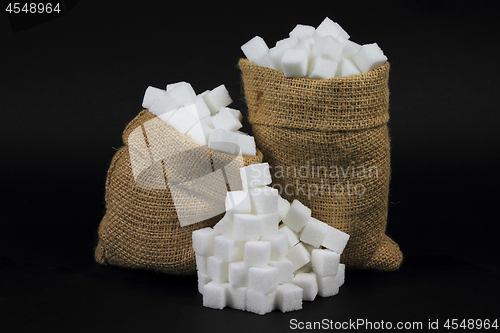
95;109;263;275
239;58;402;271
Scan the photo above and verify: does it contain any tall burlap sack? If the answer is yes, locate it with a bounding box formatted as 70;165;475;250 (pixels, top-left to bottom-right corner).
239;58;402;271
95;109;263;275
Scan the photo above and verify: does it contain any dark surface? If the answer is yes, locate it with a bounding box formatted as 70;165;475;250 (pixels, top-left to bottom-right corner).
1;0;499;331
1;255;498;332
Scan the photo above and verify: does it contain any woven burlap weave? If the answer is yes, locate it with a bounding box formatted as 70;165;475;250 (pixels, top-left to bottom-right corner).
239;58;402;271
95;110;263;275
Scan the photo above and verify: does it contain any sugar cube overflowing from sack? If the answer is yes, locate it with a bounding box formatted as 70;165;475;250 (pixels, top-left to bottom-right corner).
241;17;387;79
192;162;350;315
142;82;256;156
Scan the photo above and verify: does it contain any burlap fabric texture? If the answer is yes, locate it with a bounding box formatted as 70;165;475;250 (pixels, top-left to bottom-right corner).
95;109;263;275
239;58;402;271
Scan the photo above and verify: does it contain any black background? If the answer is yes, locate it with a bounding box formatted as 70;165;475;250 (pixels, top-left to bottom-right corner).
1;0;499;332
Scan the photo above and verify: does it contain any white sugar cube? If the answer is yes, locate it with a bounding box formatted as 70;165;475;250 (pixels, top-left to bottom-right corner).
235;132;256;156
186;98;211;120
352;43;388;73
166;106;198;134
293;273;318;301
232;214;261;241
202;115;214;129
316;263;345;297
286;242;311;271
271;37;299;71
261;233;288;261
198;119;213;143
241;36;270;63
311;249;340;276
244;241;271;267
246;289;276;315
307;55;338;79
166;81;186;91
336;263;346;287
277;196;291;221
197;273;211;295
294;37;315;57
227;109;242;122
336;58;362;77
214;234;245;263
228;261;249;288
311;36;344;62
249;186;279;215
213;212;233;235
316;274;338;297
278;225;300;248
338;36;361;60
248;266;279;294
195;254;208;275
226;286;247;311
225;190;251;214
157;108;178;123
192;227;220;256
198;90;210;97
203;84;233;115
289;24;315;41
182;104;203;121
281;48;309;78
276;36;299;48
300;217;328;247
301;243;319;255
283;199;311;232
269;45;288;72
203;281;227;310
268;258;294;284
321;225;350;254
185;121;208;146
165;81;197;106
276;283;303;313
257;212;279;237
240;163;272;189
207;256;229;283
211;107;243;132
313;17;350;40
142;86;165;109
148;92;180;116
294;261;313;274
208;128;240;155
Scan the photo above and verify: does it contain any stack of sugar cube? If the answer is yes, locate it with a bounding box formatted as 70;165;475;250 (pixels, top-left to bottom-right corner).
141;82;256;156
241;17;387;79
192;162;350;315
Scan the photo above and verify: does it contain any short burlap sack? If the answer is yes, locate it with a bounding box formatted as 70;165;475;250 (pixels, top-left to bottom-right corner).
239;58;402;271
95;109;263;275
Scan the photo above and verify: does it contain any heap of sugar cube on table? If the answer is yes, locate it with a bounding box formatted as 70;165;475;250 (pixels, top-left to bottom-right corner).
241;16;388;78
192;163;350;315
142;81;256;156
141;83;349;314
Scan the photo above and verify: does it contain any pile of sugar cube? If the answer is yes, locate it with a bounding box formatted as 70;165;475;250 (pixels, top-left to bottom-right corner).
241;17;387;79
142;82;256;156
192;162;350;315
